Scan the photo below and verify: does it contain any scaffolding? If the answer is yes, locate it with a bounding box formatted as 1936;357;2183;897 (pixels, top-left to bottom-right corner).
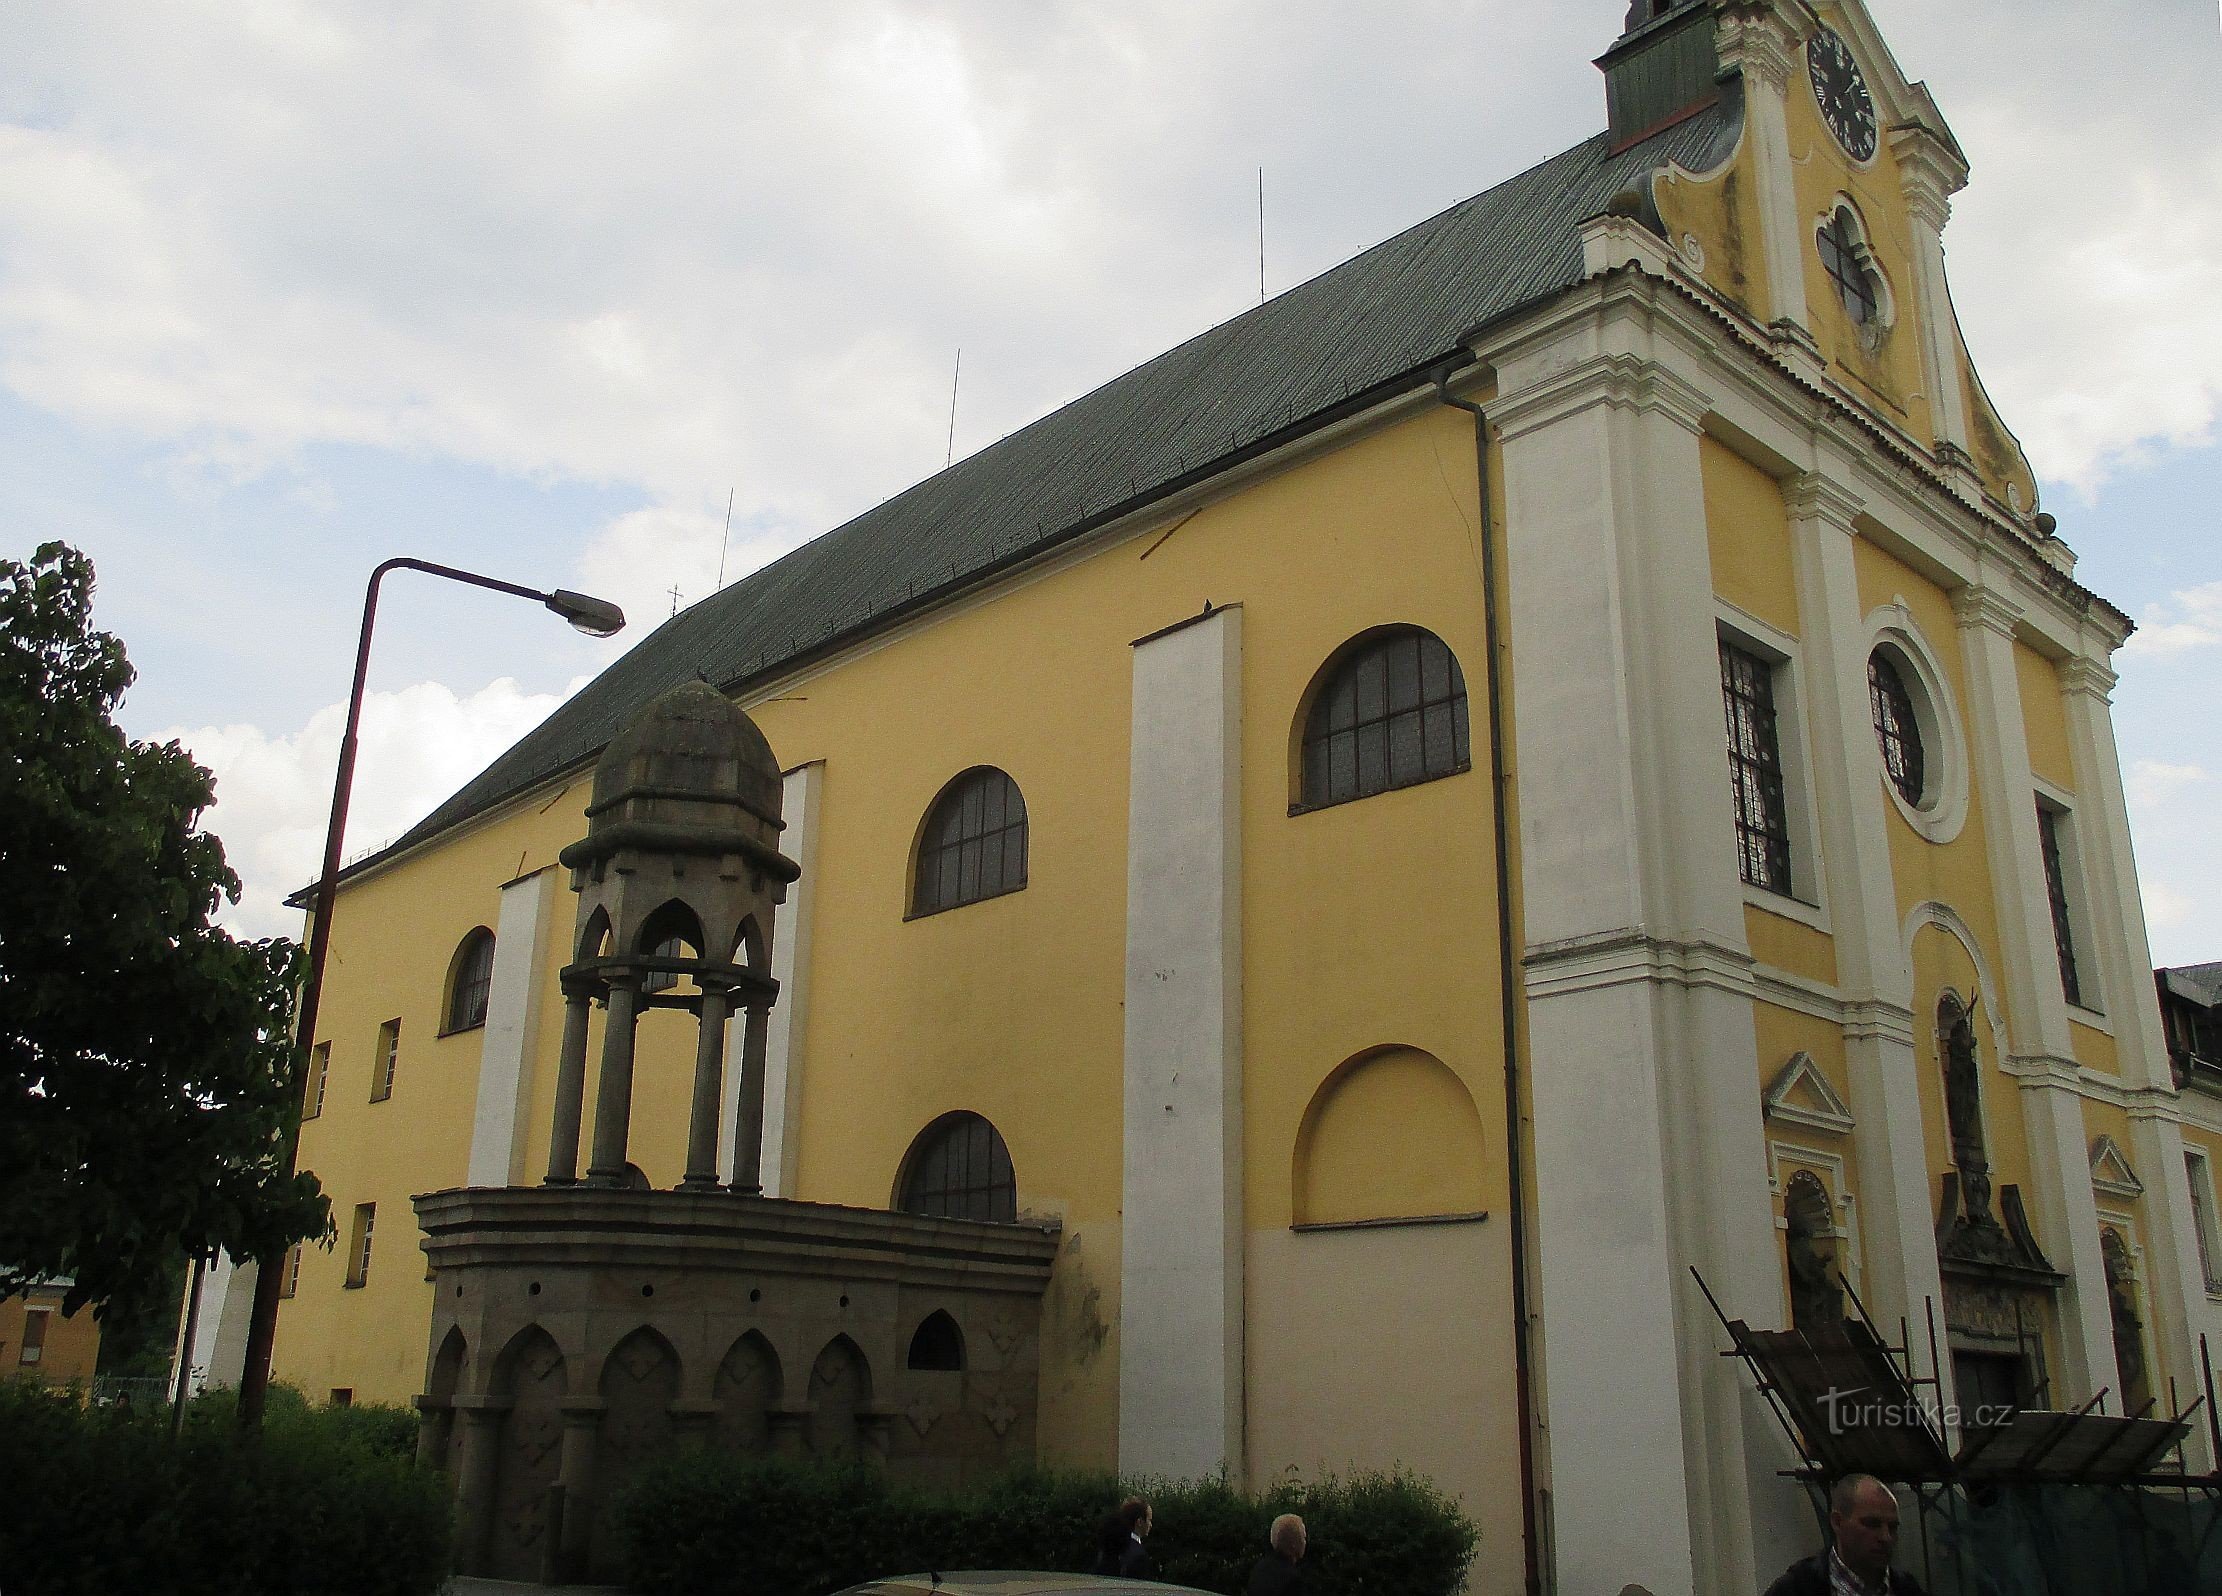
1695;1268;2222;1595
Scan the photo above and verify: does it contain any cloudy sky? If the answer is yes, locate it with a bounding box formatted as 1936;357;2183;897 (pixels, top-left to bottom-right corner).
3;0;2219;965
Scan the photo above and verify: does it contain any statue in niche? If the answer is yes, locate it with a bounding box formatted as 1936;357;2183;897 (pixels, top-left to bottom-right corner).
1784;1172;1844;1332
1940;993;1996;1226
2102;1229;2148;1409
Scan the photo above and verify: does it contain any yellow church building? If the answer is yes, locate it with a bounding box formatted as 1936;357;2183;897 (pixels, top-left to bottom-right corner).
190;3;2222;1591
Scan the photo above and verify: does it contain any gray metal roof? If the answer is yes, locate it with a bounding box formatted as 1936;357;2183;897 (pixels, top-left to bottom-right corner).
376;104;1742;869
2163;964;2222;1010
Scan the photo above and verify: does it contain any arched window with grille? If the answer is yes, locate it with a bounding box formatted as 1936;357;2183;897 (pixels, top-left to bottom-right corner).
911;768;1028;916
1868;648;1926;806
1296;626;1470;811
895;1111;1017;1222
443;927;496;1034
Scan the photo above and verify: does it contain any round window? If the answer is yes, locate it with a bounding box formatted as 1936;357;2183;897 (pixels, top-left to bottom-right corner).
1868;648;1926;806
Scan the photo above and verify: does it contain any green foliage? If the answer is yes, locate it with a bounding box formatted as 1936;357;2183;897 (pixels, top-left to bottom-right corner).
0;542;326;1326
0;1380;449;1596
612;1452;1478;1596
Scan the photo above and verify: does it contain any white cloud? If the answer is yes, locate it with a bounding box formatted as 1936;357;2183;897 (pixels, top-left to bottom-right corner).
164;676;579;941
2124;581;2222;656
1866;0;2222;495
2124;758;2222;964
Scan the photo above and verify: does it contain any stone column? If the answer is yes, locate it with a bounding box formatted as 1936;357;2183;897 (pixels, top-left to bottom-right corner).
682;984;733;1190
544;988;595;1186
585;977;642;1185
454;1402;509;1576
1953;582;2115;1402
414;1396;454;1470
1785;472;1951;1394
767;1407;808;1458
729;1002;772;1194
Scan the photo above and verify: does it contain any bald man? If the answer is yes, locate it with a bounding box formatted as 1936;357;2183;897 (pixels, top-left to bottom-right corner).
1761;1475;1928;1596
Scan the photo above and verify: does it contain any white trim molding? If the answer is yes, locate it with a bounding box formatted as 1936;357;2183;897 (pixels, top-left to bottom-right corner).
1764;1051;1857;1137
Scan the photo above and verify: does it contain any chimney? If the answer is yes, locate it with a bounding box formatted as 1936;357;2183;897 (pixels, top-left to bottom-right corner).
1596;0;1720;149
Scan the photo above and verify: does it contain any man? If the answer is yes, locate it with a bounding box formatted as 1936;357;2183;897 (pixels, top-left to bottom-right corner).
1246;1513;1306;1596
1763;1475;1927;1596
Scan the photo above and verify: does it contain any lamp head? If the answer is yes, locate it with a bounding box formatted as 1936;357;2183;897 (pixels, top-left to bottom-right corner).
545;589;626;638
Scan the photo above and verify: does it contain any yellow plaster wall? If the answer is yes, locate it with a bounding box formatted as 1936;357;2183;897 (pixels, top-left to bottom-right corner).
278;407;1523;1528
1703;437;1801;638
1652;125;1763;320
2015;644;2074;795
1782;84;1933;440
1747;909;1840;990
2070;1020;2121;1077
1;1287;100;1386
282;794;588;1402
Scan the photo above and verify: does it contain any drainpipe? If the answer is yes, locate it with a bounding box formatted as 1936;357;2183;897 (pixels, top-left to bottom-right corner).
1435;371;1543;1596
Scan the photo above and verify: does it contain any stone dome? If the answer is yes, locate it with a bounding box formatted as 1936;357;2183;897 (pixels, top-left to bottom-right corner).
589;680;782;826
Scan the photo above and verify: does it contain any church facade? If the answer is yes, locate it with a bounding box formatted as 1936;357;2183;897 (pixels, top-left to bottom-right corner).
215;4;2222;1592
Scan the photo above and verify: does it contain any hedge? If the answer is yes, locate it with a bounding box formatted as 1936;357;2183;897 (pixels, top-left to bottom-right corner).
613;1453;1479;1596
0;1380;448;1596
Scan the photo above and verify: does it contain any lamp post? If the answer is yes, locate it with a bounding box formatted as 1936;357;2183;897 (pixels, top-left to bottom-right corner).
235;558;624;1432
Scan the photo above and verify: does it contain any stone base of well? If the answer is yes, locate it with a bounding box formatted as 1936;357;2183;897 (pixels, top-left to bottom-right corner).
413;1187;1061;1584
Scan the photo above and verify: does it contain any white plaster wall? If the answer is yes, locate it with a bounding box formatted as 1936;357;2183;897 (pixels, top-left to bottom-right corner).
750;760;822;1197
466;868;559;1188
1119;605;1243;1480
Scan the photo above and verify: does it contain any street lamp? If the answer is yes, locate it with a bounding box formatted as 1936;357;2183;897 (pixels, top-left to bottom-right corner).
235;557;625;1431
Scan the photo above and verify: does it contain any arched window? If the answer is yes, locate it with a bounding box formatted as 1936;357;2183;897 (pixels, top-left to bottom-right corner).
1817;208;1879;326
906;1310;965;1372
912;768;1028;916
1297;627;1470;811
896;1112;1016;1222
444;927;496;1034
1868;648;1925;806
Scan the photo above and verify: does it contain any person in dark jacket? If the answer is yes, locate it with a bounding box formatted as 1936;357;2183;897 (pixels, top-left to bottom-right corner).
1245;1513;1306;1596
1091;1497;1152;1579
1762;1475;1927;1596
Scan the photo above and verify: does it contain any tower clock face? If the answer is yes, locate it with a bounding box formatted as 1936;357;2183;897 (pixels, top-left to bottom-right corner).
1807;25;1878;162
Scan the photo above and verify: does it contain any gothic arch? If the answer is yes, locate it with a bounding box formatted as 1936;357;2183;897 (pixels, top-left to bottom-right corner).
486;1326;567;1582
634;899;706;958
576;906;612;963
596;1327;683;1552
907;1310;965;1373
714;1329;783;1453
428;1324;468;1400
806;1334;872;1460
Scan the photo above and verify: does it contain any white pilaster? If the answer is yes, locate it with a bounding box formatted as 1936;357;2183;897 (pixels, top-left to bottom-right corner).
465;868;560;1189
1717;6;1813;341
747;761;822;1198
1891;126;1975;482
1785;473;1952;1395
2062;654;2215;1455
1119;604;1243;1480
1493;336;1789;1596
1951;585;2116;1400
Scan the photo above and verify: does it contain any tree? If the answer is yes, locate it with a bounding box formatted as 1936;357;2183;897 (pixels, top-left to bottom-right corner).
0;542;326;1328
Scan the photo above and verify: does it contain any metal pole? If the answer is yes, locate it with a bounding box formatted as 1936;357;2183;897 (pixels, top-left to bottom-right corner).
235;558;622;1432
170;1254;206;1441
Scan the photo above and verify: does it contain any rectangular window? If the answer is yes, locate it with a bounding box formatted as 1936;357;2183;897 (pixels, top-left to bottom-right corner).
279;1243;302;1300
2188;1150;2222;1294
303;1041;330;1120
2036;801;2084;1008
18;1308;49;1365
370;1020;400;1103
344;1202;376;1288
1721;640;1793;896
329;1388;353;1408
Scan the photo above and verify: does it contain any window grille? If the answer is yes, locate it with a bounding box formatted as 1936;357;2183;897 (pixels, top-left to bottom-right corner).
897;1112;1017;1223
2036;803;2084;1007
445;929;495;1033
345;1203;376;1288
304;1041;330;1120
1868;649;1925;805
1818;210;1878;325
913;769;1028;916
1298;628;1470;810
1720;640;1793;895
